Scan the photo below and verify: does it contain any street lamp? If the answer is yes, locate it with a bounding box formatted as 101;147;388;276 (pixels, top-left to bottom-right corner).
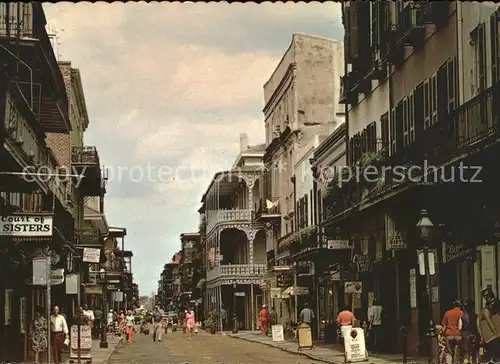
232;281;238;333
99;268;108;349
415;209;437;364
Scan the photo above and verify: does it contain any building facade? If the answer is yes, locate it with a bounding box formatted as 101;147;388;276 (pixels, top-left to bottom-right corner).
202;136;267;330
258;33;344;329
322;0;500;356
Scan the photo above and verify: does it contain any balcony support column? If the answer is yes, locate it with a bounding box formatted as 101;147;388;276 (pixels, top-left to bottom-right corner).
242;228;258;267
239;172;259;210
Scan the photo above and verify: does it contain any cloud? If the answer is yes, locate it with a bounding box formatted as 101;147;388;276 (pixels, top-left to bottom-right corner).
42;2;343;294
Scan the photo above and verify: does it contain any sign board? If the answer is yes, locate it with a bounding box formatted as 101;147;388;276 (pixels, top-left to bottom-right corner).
50;269;65;285
276;274;292;288
343;326;368;362
70;325;92;361
345;281;362;294
112;291;124;302
409;269;417;309
234;292;245;297
82;248;100;263
417;250;436;275
352;254;371;272
66;274;80;295
385;214;406;250
271;324;284;342
0;215;53;236
32;257;50;286
291;286;309;296
297;323;313;350
327;240;352;249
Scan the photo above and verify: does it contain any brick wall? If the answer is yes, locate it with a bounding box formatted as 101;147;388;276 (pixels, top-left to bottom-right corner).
46;132;71;167
46;62;72;167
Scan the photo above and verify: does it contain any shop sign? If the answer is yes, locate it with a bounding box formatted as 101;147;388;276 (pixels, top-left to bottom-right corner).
385;214;406;250
0;215;53;237
276;274;292;288
352;253;371;272
326;240;352;249
345;281;362;294
442;243;475;263
270;288;282;299
82;248;100;263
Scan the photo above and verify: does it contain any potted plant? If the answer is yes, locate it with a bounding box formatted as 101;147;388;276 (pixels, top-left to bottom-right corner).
205;309;220;334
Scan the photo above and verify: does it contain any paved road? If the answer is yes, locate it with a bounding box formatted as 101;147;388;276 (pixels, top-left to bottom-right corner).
108;331;324;363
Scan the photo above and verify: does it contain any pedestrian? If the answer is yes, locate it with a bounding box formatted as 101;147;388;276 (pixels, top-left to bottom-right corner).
119;310;125;336
152;305;163;342
220;306;228;331
30;306;48;364
367;298;383;353
460;300;476;364
300;302;315;328
94;306;103;339
258;304;270;336
107;309;114;333
125;310;135;343
186;308;196;341
50;305;69;364
477;286;500;362
83;305;95;334
441;299;464;364
336;305;356;343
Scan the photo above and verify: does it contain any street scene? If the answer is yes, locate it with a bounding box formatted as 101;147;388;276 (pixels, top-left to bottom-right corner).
1;1;500;364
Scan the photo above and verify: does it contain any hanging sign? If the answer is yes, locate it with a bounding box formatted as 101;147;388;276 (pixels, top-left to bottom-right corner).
0;215;53;236
50;269;65;285
352;254;371;272
385;214;406;250
345;281;362;294
82;248;101;263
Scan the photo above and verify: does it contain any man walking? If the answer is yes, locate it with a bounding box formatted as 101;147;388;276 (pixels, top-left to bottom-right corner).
152;305;163;342
300;302;315;339
441;299;464;364
93;306;103;339
50;305;69;364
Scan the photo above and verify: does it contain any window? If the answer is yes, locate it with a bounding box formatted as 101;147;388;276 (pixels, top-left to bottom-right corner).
490;12;500;84
472;23;487;93
371;3;379;49
437;62;448;122
423;79;430;129
408;92;415;144
390;107;397;156
396;101;404;153
430;73;438;126
402;97;409;147
381;112;389;152
446;57;457;113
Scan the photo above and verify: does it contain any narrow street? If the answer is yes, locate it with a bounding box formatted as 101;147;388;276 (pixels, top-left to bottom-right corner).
108;331;324;364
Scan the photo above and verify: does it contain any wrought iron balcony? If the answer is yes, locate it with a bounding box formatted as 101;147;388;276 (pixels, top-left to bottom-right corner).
72;146;105;197
0;3;69;131
417;1;450;28
206;208;253;232
206;263;267;281
395;3;425;48
76;227;102;247
339;73;359;105
72;146;100;165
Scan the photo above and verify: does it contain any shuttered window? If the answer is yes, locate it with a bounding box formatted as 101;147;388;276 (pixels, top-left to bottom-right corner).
415;83;424;139
390;108;397;156
490;12;499;84
423;79;430;129
430;73;438;126
381;112;389;152
446;57;457;114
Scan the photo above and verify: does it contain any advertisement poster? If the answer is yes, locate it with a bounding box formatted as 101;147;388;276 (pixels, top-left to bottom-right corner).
271;324;284;342
343;327;368;362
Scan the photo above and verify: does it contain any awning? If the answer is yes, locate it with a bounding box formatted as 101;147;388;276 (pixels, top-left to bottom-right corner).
281;286;309;297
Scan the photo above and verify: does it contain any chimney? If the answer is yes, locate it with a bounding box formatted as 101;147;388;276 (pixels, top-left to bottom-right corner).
240;133;249;152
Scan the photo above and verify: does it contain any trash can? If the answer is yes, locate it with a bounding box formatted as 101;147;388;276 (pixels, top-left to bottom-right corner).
232;314;238;334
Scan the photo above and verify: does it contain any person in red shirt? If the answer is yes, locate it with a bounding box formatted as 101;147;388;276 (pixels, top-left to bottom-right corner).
441;300;464;364
258;305;270;336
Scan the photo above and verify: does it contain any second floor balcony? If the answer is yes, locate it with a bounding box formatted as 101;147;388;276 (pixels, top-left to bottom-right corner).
255;197;281;221
206;208;253;233
206;263;267;282
76;227;103;247
72;146;106;197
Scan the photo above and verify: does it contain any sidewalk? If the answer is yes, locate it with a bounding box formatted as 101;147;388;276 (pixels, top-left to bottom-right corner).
225;331;427;364
84;334;123;364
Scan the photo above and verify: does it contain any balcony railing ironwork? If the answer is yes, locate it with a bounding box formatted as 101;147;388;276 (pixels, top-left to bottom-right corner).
206;208;253;232
206;263;266;281
323;82;500;225
72;146;100;165
76;228;102;246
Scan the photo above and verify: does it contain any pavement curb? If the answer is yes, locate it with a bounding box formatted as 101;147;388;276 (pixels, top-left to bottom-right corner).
101;337;124;364
228;335;337;364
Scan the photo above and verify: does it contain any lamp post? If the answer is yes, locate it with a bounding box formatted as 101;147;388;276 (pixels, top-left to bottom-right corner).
99;268;108;349
232;281;238;333
415;209;437;364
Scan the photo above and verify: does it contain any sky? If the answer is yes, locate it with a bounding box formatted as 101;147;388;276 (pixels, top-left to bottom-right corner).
43;2;343;295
